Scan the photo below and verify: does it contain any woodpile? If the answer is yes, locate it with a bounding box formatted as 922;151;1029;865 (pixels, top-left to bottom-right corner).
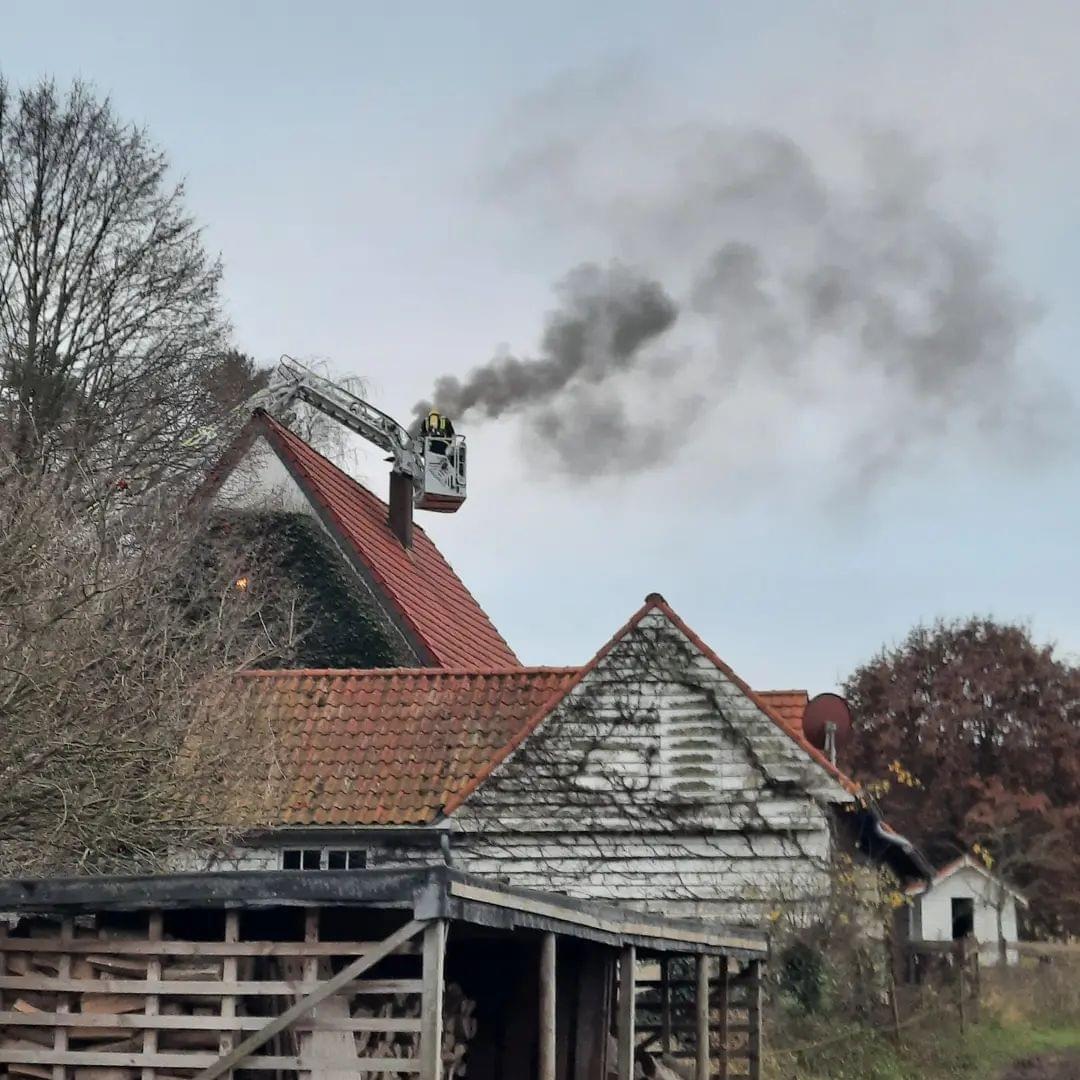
0;924;233;1080
350;982;476;1079
0;916;475;1080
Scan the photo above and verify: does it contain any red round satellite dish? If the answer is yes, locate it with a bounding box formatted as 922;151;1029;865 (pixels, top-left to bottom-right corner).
802;693;854;753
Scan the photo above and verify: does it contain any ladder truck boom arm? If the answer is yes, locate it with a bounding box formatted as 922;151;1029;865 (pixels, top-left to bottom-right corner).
266;358;423;479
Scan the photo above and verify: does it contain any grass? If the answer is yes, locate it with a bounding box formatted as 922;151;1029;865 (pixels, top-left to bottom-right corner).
763;1012;1080;1079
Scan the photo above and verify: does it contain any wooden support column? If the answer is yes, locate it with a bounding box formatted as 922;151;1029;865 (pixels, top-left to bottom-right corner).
218;911;238;1080
53;918;73;1080
695;955;710;1080
538;933;556;1080
616;945;635;1080
717;957;729;1080
420;919;447;1080
660;956;672;1056
142;912;163;1080
747;960;763;1080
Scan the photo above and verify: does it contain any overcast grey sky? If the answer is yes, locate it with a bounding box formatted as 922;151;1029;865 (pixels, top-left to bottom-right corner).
4;1;1078;691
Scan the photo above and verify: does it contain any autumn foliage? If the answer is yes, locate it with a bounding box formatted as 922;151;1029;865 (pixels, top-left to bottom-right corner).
842;618;1080;934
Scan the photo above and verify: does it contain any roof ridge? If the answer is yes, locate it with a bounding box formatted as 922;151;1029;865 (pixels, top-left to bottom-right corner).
238;665;581;678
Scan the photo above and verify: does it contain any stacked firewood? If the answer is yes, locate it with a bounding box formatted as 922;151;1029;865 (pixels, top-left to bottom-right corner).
0;931;231;1080
351;981;476;1080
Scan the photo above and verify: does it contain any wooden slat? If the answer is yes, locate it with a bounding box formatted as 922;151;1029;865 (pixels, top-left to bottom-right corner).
717;956;729;1080
53;919;72;1080
191;919;427;1080
0;1051;419;1072
0;1012;422;1033
142;913;162;1080
538;933;556;1080
747;960;762;1080
659;957;671;1056
0;977;422;996
695;956;709;1080
218;912;238;1080
617;946;635;1080
419;920;446;1080
0;939;419;958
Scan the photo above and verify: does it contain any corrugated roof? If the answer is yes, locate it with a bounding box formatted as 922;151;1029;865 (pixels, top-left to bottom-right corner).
243;667;579;825
218;412;519;669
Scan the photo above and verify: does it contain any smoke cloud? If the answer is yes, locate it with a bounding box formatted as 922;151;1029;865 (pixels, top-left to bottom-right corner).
412;262;677;426
414;92;1049;485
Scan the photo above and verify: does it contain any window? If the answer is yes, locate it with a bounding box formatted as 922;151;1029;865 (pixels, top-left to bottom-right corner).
951;897;974;940
280;848;367;871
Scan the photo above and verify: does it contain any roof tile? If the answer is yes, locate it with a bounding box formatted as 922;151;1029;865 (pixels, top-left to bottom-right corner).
251;412;519;669
243;667;579;825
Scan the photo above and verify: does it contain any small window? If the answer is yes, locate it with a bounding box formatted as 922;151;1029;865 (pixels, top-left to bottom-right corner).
280;848;367;871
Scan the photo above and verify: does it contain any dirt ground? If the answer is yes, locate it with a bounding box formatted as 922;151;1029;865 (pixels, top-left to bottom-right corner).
1001;1052;1080;1080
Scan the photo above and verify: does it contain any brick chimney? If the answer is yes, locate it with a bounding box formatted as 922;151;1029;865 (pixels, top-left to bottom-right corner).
388;470;413;549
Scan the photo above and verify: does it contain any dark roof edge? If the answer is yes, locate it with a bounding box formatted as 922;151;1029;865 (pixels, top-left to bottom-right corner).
0;866;768;959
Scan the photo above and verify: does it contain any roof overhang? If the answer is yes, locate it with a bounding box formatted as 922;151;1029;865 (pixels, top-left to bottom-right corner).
0;866;767;960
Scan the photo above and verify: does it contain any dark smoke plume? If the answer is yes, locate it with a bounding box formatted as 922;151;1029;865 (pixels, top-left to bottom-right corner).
415;100;1048;483
412;262;677;426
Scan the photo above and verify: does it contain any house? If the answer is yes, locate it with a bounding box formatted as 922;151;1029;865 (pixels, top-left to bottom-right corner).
193;415;927;925
906;854;1028;965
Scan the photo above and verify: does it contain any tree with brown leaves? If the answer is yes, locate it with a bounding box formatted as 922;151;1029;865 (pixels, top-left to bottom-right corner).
842;618;1080;935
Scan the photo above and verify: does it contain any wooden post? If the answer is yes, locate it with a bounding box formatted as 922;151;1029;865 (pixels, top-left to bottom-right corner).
53;918;73;1080
957;938;967;1034
747;960;762;1080
617;945;636;1080
539;933;556;1080
660;956;672;1056
972;945;982;1023
421;919;447;1080
218;911;238;1080
143;912;164;1080
717;957;729;1080
695;955;710;1080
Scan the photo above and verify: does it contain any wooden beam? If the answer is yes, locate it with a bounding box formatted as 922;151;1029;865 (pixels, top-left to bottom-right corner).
695;955;710;1080
747;960;762;1080
419;919;446;1080
538;933;556;1080
660;956;671;1056
617;945;635;1080
717;957;729;1080
190;918;426;1080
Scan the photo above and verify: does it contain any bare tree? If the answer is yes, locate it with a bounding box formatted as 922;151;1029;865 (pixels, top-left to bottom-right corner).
0;77;255;493
0;462;296;876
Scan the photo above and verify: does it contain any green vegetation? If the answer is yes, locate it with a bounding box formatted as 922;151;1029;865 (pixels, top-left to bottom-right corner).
765;1014;1080;1080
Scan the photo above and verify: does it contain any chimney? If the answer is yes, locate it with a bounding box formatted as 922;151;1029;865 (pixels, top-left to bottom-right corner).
388;470;413;549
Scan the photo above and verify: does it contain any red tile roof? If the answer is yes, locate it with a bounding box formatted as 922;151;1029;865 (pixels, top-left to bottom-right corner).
757;690;809;738
239;597;857;827
242;667;578;825
211;412;519;669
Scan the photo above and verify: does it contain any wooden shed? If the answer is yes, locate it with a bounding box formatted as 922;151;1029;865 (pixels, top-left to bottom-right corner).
0;866;768;1080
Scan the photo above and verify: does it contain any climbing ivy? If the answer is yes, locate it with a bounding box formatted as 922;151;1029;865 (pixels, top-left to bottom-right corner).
204;509;416;669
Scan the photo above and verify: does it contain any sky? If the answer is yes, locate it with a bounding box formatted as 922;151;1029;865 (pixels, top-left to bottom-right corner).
4;1;1079;691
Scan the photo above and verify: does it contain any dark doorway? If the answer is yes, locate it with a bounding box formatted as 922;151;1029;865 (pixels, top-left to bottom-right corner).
951;897;975;939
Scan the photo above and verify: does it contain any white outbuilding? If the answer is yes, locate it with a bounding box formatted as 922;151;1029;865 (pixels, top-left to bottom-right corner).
906;854;1028;965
